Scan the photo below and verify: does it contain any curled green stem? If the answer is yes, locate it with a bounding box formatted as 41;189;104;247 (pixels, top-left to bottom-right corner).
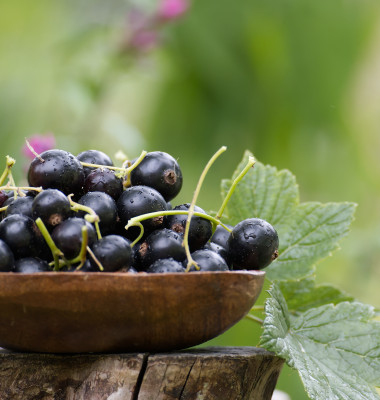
216;156;255;220
184;146;227;272
121;150;147;188
35;217;64;271
125;210;232;247
69;226;89;270
68;195;102;240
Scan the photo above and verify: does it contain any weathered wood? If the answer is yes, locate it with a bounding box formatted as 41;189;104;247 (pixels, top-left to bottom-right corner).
0;347;283;400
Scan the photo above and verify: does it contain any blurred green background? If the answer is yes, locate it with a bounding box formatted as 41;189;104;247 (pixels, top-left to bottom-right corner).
1;1;380;398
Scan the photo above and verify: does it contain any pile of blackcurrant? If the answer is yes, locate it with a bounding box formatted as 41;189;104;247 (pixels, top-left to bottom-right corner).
0;147;279;274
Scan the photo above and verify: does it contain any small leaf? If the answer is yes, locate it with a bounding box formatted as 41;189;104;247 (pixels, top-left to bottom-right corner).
279;278;354;313
261;284;380;400
266;202;356;281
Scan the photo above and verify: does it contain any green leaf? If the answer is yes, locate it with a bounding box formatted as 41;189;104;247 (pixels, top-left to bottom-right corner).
279;278;354;313
221;150;299;230
266;202;357;281
221;152;356;281
261;284;380;400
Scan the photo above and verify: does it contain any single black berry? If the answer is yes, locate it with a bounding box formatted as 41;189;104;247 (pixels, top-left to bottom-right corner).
77;192;117;235
227;218;279;270
203;242;229;265
77;150;114;177
27;149;85;195
32;189;71;229
147;258;186;273
130;151;183;201
51;217;97;259
136;228;186;270
3;196;34;219
0;239;15;272
0;215;48;259
187;249;229;271
117;185;168;239
84;168;123;200
210;224;233;248
13;257;51;273
90;235;132;272
165;203;212;251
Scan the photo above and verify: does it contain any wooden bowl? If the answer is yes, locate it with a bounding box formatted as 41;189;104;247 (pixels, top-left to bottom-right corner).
0;270;265;353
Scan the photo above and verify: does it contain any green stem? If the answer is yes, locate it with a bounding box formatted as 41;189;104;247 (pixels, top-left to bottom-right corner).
68;195;102;240
0;156;16;186
0;185;42;193
130;221;144;248
35;217;63;271
125;210;231;232
73;226;89;270
245;314;264;325
86;246;104;271
79;162;127;172
120;150;147;187
251;305;265;311
184;146;227;272
216;156;255;220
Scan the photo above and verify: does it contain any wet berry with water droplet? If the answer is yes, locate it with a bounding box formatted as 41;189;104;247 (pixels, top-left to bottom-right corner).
27;149;85;195
130;151;183;201
227;218;279;270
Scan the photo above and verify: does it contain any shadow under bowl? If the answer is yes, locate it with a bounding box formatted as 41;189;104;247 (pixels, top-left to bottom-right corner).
0;270;265;353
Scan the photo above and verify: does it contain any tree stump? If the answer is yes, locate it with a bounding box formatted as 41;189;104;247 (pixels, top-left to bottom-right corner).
0;346;284;400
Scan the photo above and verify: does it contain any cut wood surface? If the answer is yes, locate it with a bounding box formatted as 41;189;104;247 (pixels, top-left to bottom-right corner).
0;346;284;400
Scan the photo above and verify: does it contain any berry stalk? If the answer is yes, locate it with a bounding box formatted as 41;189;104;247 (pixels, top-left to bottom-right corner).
183;146;227;272
216;155;255;220
35;217;64;271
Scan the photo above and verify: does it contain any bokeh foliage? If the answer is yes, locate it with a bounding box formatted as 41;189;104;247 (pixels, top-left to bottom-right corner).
1;1;380;398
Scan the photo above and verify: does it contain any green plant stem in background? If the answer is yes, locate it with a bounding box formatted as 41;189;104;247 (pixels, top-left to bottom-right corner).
216;155;255;220
245;314;264;325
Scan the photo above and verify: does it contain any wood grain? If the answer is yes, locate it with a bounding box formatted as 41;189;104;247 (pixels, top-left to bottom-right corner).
0;347;284;400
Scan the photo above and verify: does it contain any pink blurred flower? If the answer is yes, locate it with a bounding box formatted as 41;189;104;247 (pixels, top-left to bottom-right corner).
158;0;188;20
22;133;56;159
130;30;159;51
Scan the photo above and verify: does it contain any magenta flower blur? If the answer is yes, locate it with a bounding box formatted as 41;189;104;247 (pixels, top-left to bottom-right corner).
158;0;188;20
22;133;56;159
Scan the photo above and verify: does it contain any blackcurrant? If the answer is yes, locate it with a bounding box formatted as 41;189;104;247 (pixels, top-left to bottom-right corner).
77;191;117;235
147;258;186;273
117;185;167;239
32;189;71;229
0;239;15;272
3;196;34;219
227;218;279;270
27;149;85;195
51;217;97;259
203;242;229;265
165;203;212;251
13;257;51;273
77;149;114;177
187;249;229;271
0;215;48;259
90;235;132;272
130;151;183;201
210;224;233;248
84;168;123;200
136;228;186;270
